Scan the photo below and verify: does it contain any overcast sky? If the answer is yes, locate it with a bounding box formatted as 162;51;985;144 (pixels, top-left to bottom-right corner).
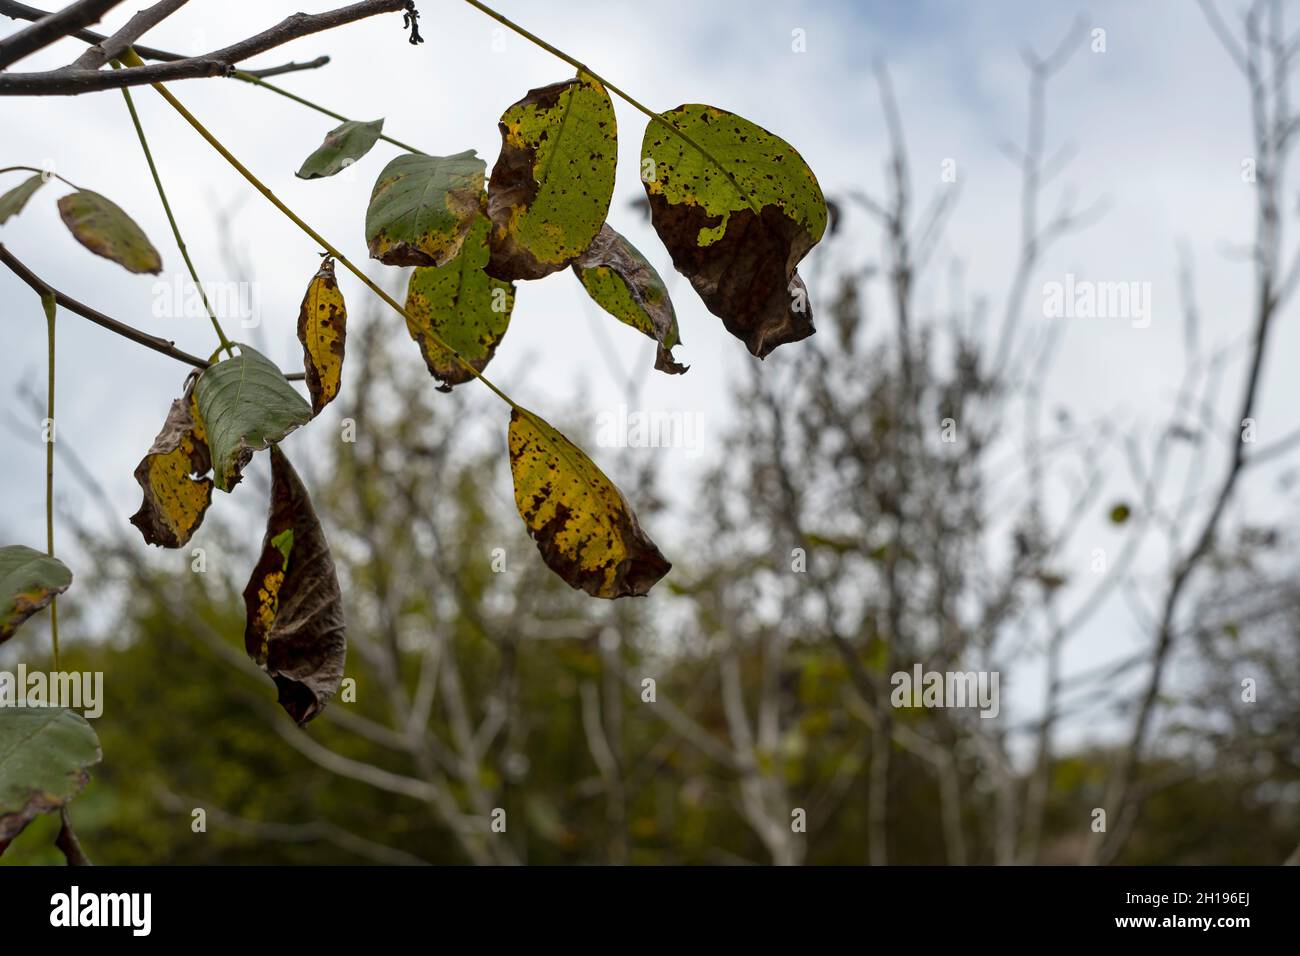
2;0;1295;746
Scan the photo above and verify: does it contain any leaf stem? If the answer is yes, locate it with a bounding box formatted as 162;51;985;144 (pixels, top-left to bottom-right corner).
0;163;80;191
114;52;233;357
146;80;520;412
458;0;763;217
40;290;59;671
232;71;427;156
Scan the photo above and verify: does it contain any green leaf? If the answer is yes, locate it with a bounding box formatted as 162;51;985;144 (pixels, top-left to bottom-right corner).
296;118;385;180
0;708;101;854
641;105;827;357
365;150;485;267
129;377;213;549
56;189;162;274
573;224;686;374
404;214;515;391
0;174;45;225
297;257;347;415
508;408;670;599
0;545;72;645
486;74;617;281
193;345;312;492
243;446;346;725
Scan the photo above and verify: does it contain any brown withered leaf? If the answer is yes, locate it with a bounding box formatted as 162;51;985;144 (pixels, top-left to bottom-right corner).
640;105;828;358
129;376;213;549
242;446;346;724
297;256;347;415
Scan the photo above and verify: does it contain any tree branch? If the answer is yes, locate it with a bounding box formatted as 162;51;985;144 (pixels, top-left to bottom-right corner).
0;0;407;95
0;0;121;70
0;1;332;77
0;243;305;379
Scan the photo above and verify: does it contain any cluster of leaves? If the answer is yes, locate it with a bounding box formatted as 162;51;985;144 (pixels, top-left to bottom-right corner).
0;65;825;851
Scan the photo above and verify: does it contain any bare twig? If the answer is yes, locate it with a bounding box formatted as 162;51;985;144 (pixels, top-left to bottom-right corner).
0;0;121;70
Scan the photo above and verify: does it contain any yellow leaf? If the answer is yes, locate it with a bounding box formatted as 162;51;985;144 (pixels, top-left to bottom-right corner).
297;257;347;415
508;409;670;598
129;378;213;549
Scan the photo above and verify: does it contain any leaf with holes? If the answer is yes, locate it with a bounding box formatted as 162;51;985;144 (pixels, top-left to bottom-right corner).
297;257;347;414
365;150;485;267
0;174;44;225
0;708;100;856
508;408;670;599
194;345;312;492
405;214;515;391
641;105;827;357
57;189;161;274
243;446;346;725
296;118;385;179
573;223;685;374
486;74;617;281
129;376;213;548
0;546;71;646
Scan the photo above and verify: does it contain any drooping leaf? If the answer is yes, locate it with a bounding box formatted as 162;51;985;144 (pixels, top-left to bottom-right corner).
404;214;515;391
486;74;617;281
193;345;312;492
56;189;162;274
243;446;346;724
129;376;214;548
0;708;100;855
0;174;44;225
640;105;828;357
296;118;385;179
572;223;686;374
365;150;485;267
297;257;347;414
0;545;72;645
508;408;670;599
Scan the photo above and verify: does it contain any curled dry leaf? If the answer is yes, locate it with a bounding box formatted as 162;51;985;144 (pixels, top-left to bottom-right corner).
486;74;617;281
640;105;828;358
129;375;214;548
404;214;515;391
573;223;686;374
0;708;100;856
193;345;313;492
56;189;162;275
0;545;72;645
243;446;346;725
296;118;385;180
508;408;670;599
365;150;485;267
297;256;347;415
0;174;45;225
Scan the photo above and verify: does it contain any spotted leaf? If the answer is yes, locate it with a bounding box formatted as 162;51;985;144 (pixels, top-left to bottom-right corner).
297;257;347;415
641;105;827;357
404;214;515;391
486;74;617;281
129;376;213;548
508;408;670;599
